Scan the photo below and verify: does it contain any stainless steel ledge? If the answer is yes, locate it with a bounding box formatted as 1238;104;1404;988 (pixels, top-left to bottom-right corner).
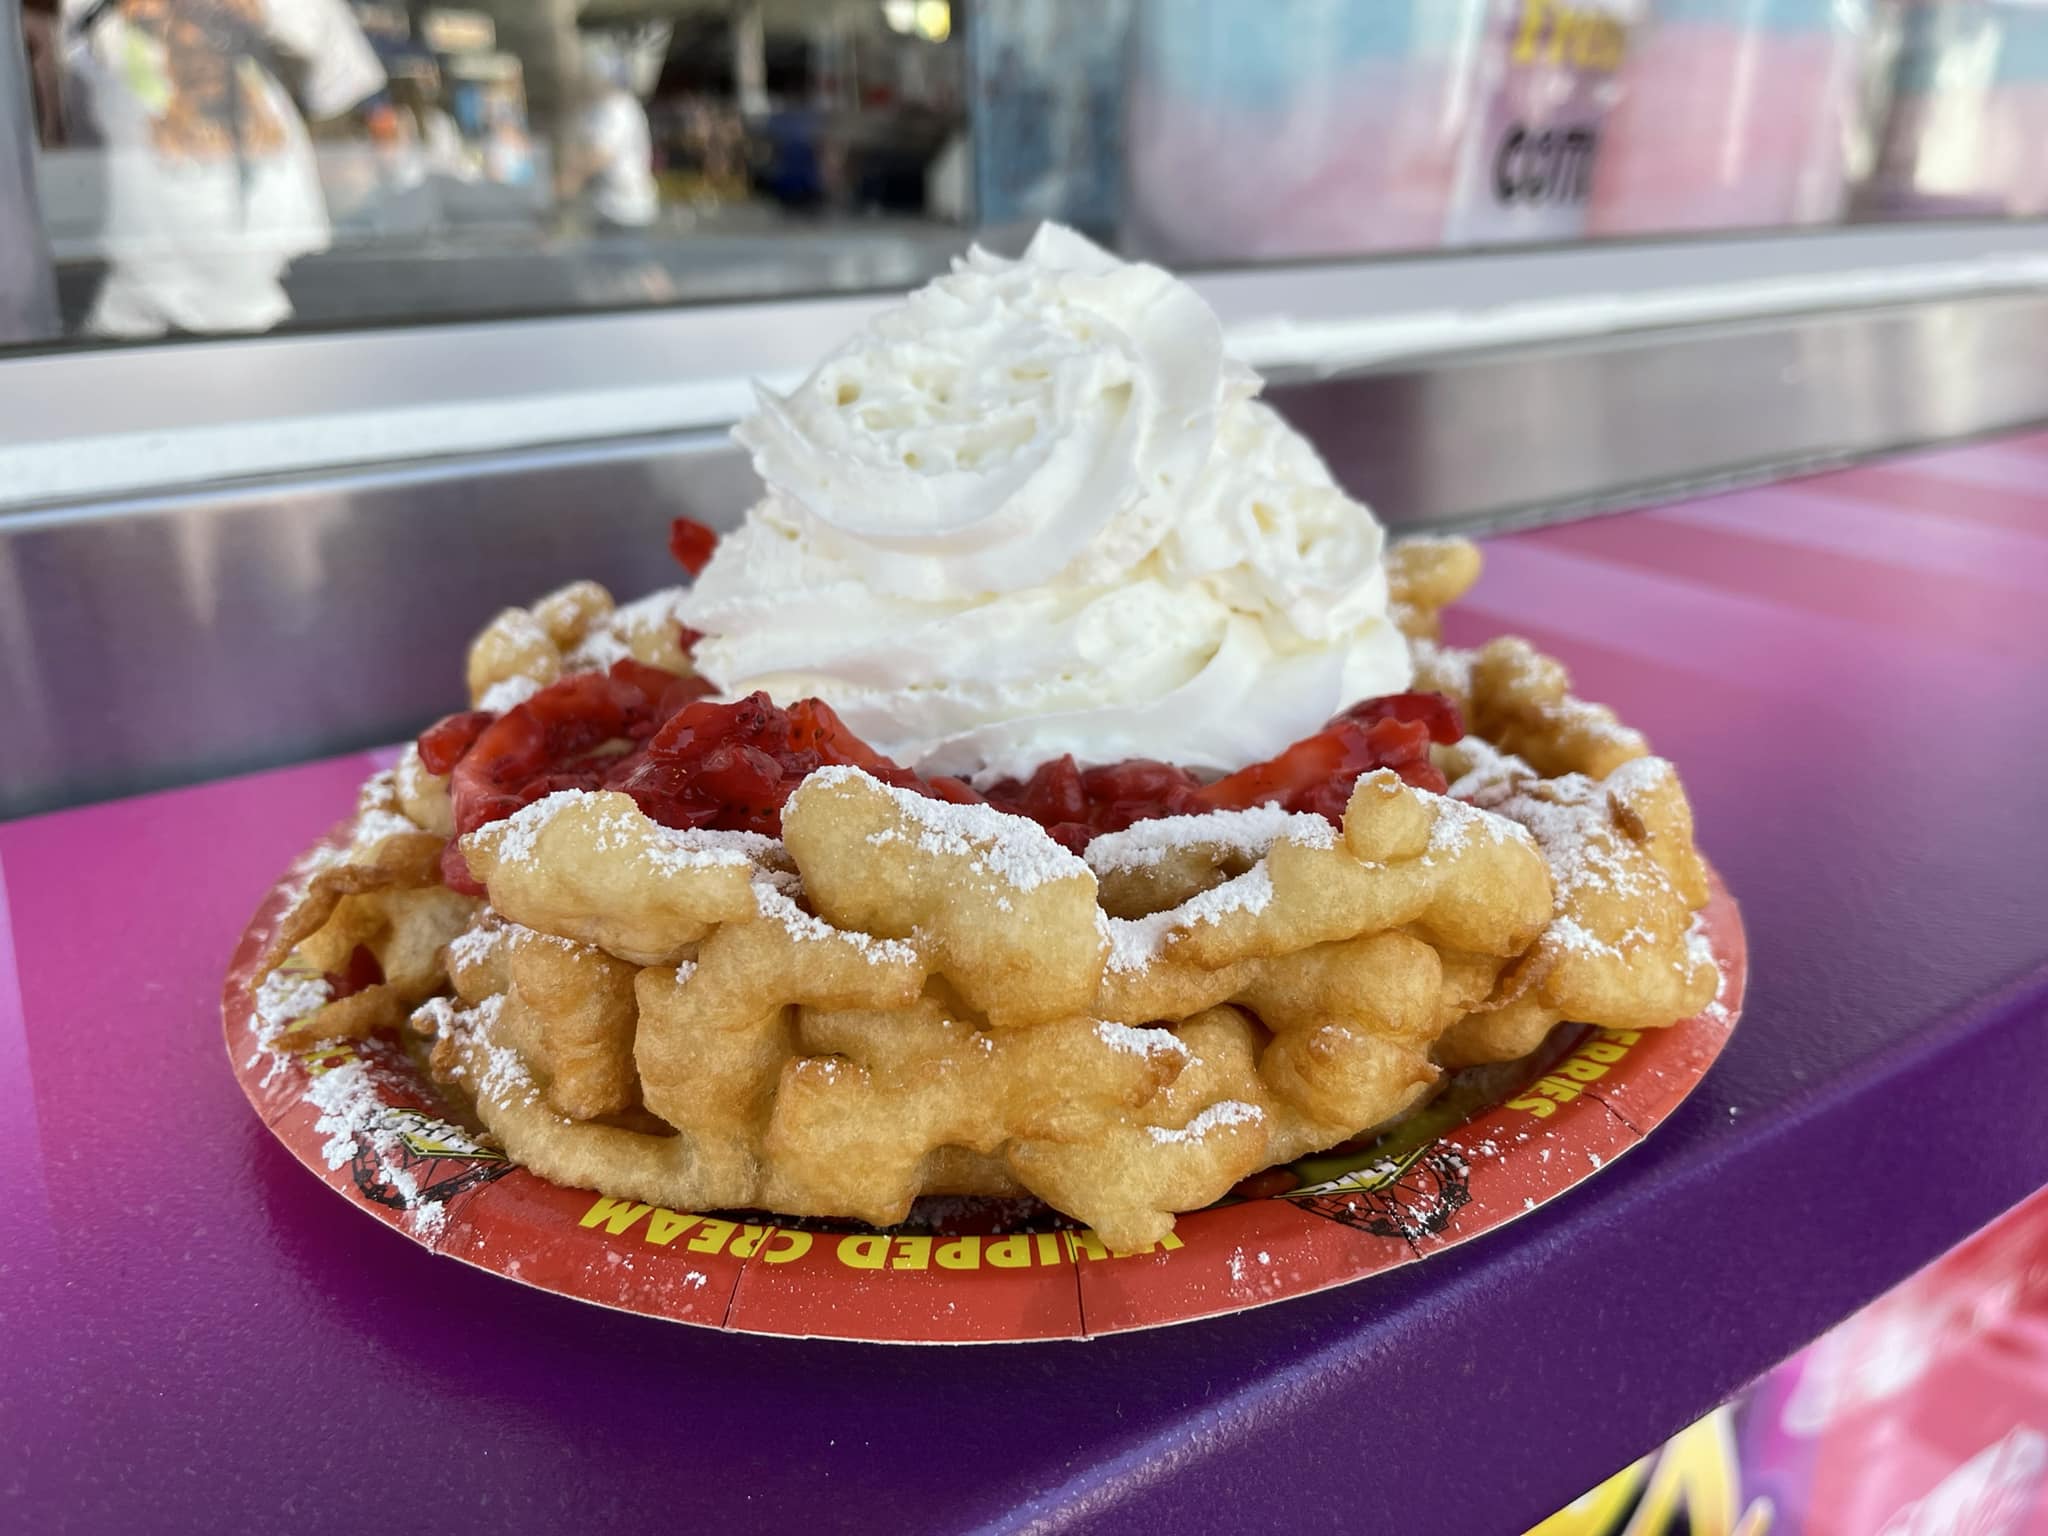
1274;290;2048;536
3;219;2045;513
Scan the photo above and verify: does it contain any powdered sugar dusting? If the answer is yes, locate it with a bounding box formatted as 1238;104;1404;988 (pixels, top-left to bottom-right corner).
568;628;632;670
302;1052;449;1238
351;807;421;851
1104;862;1275;972
355;769;402;814
349;771;422;849
1516;789;1654;911
444;924;504;974
563;589;689;672
638;822;778;875
1105;920;1160;974
1422;793;1528;862
1549;916;1611;957
483;789;591;867
651;823;778;872
479;790;774;876
1410;637;1473;701
512;926;582;954
1684;913;1730;1018
411;994;457;1040
306;1058;393;1165
251;968;333;1048
1453;742;1690;964
1093;1019;1192;1061
423;994;546;1114
751;876;919;965
1084;804;1333;876
611;586;690;634
1443;737;1533;803
473;1002;540;1110
576;795;777;871
1147;1099;1263;1145
1569;700;1645;750
478;674;541;712
296;843;349;882
1684;912;1717;975
1605;753;1676;802
809;765;1085;894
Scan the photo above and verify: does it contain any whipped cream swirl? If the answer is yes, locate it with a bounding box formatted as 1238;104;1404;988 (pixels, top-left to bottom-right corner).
682;224;1411;782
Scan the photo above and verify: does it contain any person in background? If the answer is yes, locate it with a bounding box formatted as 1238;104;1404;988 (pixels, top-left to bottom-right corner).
60;0;386;337
3;0;62;342
560;55;657;232
387;66;472;187
361;62;473;240
478;79;535;188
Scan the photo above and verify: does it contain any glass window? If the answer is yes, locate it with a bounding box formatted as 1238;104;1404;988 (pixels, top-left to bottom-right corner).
3;0;2045;347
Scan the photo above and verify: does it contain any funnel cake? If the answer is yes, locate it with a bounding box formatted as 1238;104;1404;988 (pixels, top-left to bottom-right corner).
247;543;1715;1252
238;228;1719;1252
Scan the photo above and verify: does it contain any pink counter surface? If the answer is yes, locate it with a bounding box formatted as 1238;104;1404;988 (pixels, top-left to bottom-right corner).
6;432;2048;1534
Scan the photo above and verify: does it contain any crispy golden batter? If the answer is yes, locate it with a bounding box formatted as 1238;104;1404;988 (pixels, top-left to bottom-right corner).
253;772;477;1046
463;791;778;966
1434;739;1716;1069
393;743;454;838
1417;634;1648;780
465;579;697;707
782;768;1109;1026
395;767;1562;1250
249;557;1722;1249
1387;536;1483;641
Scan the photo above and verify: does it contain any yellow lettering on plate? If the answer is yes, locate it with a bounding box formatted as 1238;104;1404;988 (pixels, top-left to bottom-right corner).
935;1236;982;1270
300;1044;357;1076
644;1209;701;1247
837;1234;889;1270
891;1235;933;1270
986;1236;1032;1269
686;1217;737;1255
579;1197;653;1236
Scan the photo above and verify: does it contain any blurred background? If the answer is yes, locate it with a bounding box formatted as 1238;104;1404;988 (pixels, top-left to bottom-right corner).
2;11;2045;1536
3;0;2047;339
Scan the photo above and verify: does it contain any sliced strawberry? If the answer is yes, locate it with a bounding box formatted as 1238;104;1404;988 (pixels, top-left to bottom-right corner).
416;709;496;776
668;516;720;577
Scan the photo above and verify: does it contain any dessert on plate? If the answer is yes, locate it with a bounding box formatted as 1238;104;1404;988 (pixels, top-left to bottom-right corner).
243;226;1718;1253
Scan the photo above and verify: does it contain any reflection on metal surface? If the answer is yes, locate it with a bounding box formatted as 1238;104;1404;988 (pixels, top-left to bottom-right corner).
1272;290;2048;536
0;436;753;817
5;293;2048;817
4;221;2045;513
0;2;57;344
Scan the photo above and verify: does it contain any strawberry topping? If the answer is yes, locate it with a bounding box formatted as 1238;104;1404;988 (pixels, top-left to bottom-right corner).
985;692;1462;850
420;663;1462;881
668;517;720;577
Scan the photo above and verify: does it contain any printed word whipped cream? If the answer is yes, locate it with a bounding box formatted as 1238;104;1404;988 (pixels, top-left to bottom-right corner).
680;223;1411;781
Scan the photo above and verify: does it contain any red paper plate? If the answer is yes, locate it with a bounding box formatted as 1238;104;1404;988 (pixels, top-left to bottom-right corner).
225;848;1746;1342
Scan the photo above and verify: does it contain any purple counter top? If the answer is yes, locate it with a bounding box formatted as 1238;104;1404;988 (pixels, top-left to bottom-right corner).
6;433;2048;1535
